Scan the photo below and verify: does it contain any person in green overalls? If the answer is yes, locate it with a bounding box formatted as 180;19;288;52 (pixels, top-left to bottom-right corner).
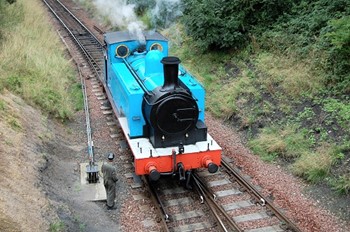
102;153;118;210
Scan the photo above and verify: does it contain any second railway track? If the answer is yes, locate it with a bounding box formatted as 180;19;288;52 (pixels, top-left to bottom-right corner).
43;0;104;78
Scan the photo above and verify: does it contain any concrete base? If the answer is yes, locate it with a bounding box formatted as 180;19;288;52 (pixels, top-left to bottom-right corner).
80;162;106;201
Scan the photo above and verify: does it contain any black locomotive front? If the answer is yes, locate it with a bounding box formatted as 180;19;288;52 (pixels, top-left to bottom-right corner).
143;57;207;148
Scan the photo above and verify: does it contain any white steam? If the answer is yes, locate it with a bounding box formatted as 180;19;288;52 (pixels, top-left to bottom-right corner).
93;0;146;42
88;0;183;40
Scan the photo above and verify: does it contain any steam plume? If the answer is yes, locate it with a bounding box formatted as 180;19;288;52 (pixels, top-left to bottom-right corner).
92;0;146;42
79;0;184;41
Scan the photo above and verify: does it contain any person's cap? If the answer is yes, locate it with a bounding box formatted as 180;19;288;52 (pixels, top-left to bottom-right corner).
107;153;115;161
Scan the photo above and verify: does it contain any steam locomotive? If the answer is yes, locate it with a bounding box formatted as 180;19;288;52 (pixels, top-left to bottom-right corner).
101;31;221;181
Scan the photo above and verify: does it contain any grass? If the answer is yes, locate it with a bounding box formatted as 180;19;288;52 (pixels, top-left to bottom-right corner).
49;221;65;232
331;175;350;195
0;99;6;111
7;117;22;131
73;215;86;232
255;52;324;99
292;143;341;183
0;0;82;120
69;83;84;111
248;125;311;162
322;98;350;128
0;95;22;131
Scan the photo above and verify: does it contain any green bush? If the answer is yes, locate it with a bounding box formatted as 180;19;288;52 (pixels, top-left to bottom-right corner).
128;0;155;15
182;0;349;93
182;0;296;50
261;0;350;94
323;16;350;92
261;1;349;50
323;98;350;128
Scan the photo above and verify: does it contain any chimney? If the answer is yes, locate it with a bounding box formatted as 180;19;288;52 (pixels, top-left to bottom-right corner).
161;56;181;91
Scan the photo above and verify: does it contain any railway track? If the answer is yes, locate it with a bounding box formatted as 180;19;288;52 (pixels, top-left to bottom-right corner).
143;158;301;232
43;1;302;231
43;0;104;78
145;175;218;232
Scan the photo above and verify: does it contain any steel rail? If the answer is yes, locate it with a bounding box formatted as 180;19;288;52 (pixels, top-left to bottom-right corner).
221;159;302;232
141;176;170;232
192;175;230;232
192;173;242;232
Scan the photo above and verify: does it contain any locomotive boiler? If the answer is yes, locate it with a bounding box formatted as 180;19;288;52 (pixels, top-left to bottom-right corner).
102;31;221;181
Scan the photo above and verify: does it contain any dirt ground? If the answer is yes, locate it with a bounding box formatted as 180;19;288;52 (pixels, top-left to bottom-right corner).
0;91;125;232
0;92;59;232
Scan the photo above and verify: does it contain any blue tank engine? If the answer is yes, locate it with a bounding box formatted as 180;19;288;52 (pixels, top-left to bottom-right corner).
103;31;207;148
102;31;221;180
